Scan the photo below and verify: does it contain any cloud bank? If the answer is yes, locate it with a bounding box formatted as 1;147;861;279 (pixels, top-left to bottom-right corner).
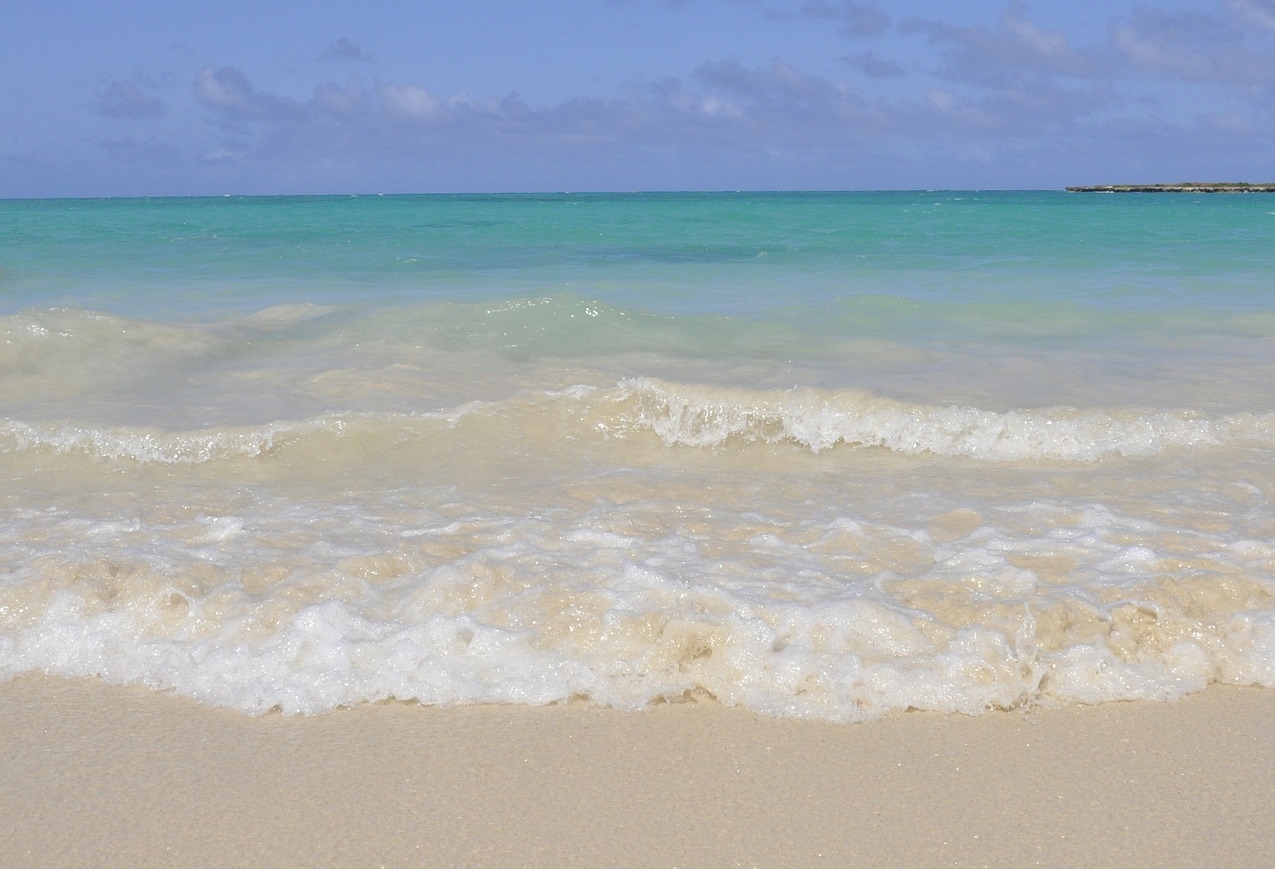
62;2;1275;193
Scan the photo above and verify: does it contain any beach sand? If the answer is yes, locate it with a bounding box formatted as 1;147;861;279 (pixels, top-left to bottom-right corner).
2;676;1273;868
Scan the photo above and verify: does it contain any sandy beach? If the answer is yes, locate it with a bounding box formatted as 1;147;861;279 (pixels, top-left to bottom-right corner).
2;677;1272;868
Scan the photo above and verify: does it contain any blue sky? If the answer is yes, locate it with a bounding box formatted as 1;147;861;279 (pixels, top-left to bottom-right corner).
3;0;1274;195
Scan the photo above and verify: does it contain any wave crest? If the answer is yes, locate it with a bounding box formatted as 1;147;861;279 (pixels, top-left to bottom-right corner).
615;378;1274;461
4;380;1272;468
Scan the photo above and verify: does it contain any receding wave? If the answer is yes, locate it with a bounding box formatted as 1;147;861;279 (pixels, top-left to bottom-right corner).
2;491;1274;719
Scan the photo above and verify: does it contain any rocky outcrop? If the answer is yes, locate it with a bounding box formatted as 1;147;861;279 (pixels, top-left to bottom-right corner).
1066;183;1275;193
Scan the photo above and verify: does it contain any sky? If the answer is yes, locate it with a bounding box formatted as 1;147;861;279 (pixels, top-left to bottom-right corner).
3;0;1274;196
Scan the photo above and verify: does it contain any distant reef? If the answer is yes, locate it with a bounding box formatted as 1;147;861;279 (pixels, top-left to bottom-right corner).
1066;182;1275;193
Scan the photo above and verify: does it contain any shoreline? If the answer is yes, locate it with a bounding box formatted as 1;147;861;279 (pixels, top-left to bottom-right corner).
3;675;1274;868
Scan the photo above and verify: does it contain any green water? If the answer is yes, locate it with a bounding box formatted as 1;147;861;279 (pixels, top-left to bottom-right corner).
3;191;1272;318
3;191;1275;719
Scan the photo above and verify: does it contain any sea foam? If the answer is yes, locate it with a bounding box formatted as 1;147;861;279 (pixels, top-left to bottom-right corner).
4;381;1272;471
4;191;1275;721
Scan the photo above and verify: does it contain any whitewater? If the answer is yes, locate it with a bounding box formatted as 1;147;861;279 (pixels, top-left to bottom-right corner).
2;191;1274;720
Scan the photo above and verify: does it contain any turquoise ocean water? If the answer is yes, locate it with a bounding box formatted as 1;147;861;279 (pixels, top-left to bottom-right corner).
2;191;1274;719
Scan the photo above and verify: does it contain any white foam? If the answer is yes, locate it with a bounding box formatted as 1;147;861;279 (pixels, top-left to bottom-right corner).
2;387;1274;720
615;378;1275;461
2;481;1273;719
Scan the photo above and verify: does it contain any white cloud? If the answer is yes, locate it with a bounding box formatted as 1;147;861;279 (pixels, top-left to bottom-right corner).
313;78;370;119
378;82;444;123
87;1;1275;196
194;66;307;130
194;66;255;112
1110;5;1275;86
1199;110;1258;135
97;136;179;161
842;51;905;79
903;4;1099;85
795;0;890;37
94;79;166;120
1000;9;1071;59
1227;0;1275;33
318;38;372;63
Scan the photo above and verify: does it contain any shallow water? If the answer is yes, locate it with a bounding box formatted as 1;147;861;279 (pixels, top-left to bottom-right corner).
2;191;1274;719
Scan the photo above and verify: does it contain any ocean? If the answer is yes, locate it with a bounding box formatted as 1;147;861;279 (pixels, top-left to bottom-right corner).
2;190;1273;721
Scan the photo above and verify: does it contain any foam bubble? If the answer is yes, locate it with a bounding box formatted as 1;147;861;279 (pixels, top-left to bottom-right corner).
2;482;1272;719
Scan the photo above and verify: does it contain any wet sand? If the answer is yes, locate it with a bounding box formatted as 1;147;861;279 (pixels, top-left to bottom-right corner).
2;676;1273;868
